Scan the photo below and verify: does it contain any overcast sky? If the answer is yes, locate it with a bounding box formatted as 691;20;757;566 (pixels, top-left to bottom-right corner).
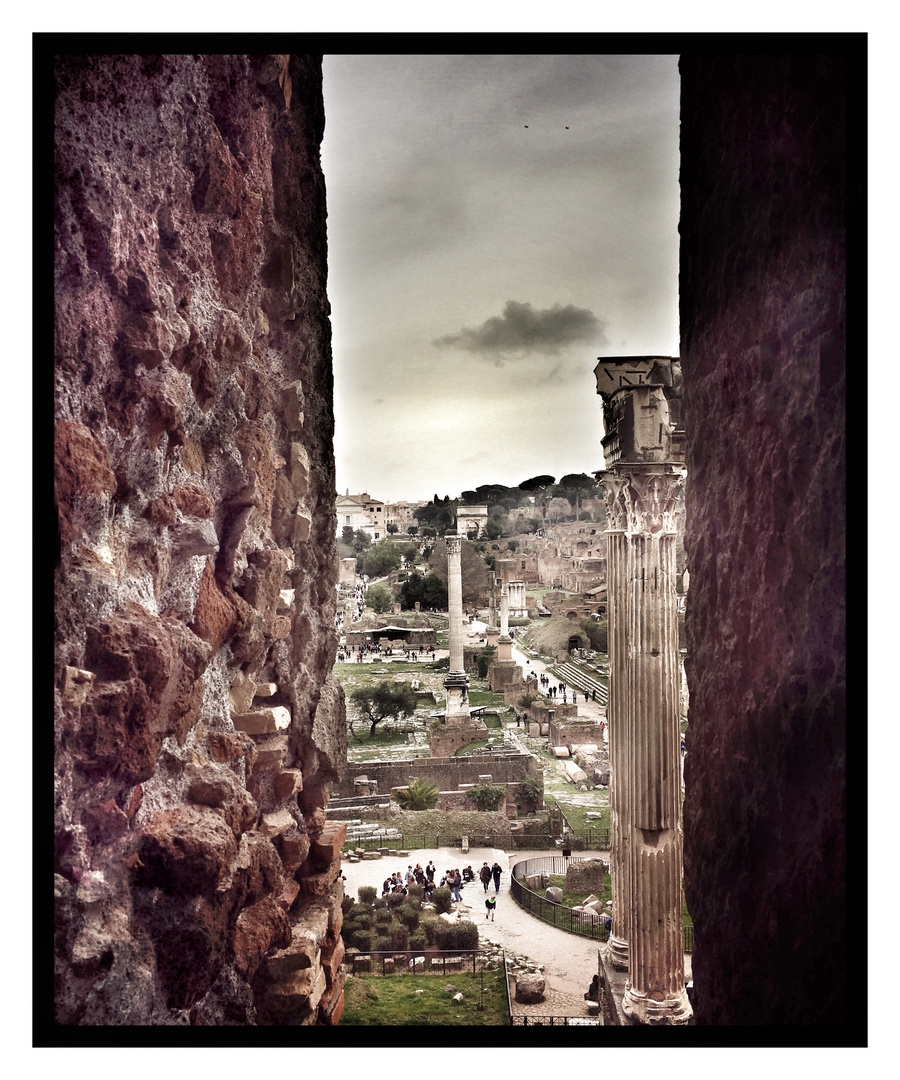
321;53;680;503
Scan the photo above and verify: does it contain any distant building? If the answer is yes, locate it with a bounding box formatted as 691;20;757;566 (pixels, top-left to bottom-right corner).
336;491;386;541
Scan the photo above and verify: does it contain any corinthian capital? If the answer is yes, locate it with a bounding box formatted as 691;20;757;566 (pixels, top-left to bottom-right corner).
445;535;461;556
623;469;683;535
599;473;631;532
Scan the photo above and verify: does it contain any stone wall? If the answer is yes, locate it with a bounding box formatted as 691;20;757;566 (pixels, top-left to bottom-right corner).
333;753;541;800
54;54;346;1026
679;54;846;1026
548;719;605;748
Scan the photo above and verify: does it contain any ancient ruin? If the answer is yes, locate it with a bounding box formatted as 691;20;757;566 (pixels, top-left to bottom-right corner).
595;355;691;1025
54;54;347;1026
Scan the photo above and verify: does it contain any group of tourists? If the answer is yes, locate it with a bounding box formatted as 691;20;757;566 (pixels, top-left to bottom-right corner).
367;858;505;921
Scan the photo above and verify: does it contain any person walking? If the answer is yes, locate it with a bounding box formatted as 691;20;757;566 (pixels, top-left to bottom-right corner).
491;861;502;892
451;870;463;903
480;862;492;892
485;894;497;921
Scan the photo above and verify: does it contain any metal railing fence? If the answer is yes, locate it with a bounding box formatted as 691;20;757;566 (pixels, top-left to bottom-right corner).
511;856;693;952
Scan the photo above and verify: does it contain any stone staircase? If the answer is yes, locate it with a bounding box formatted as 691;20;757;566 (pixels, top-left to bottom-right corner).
548;662;609;706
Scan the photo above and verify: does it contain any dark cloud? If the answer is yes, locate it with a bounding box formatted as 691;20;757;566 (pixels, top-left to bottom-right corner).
434;300;607;362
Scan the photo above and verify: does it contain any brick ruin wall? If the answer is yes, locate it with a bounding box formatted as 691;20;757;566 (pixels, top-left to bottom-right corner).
334;753;542;801
54;55;348;1026
679;54;846;1025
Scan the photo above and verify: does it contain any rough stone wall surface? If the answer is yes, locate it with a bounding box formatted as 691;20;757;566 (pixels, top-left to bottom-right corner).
679;54;846;1026
54;54;347;1026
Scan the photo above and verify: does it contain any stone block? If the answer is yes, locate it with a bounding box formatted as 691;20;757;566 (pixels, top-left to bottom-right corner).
540;724;549;736
232;706;291;736
529;723;540;737
355;955;371;972
553;746;570;758
259;807;297;838
274;768;303;798
312;821;348;861
251;734;289;771
362;851;381;860
514;973;546;1004
254;682;278;697
229;671;257;715
63;666;96;708
545;886;564;903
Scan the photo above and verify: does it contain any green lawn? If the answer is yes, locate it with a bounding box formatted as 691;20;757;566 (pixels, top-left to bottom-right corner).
341;970;509;1026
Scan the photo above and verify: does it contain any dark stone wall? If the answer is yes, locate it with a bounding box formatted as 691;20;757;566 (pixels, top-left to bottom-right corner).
679;55;846;1026
333;753;541;799
54;54;346;1025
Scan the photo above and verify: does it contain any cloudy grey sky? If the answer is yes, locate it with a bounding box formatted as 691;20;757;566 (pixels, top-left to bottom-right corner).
321;53;680;503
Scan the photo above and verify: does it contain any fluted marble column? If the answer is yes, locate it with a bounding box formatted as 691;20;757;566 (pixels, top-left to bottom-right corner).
444;535;470;722
601;474;631;972
619;468;691;1025
497;584;513;661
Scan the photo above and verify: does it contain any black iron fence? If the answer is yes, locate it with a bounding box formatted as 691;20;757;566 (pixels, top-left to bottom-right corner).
511;856;693;952
511;1015;601;1026
346;949;491;977
342;829;612;856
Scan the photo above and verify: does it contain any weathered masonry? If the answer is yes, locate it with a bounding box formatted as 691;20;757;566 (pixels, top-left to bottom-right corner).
595;356;691;1025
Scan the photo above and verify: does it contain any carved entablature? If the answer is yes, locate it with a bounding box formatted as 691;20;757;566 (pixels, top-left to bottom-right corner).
594;355;684;469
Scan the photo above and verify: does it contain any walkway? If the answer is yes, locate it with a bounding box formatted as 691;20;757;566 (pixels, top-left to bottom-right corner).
340;843;611;1017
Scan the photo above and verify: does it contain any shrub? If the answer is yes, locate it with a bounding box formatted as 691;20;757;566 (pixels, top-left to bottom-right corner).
341;895;355;916
358;885;378;906
351;928;372;952
407;884;424;901
431;887;453;914
432;921;478;951
347;903;371;920
387;891;407;909
375;907;393;925
375;934;393;953
396;903;420;931
465;783;506;812
393;778;439;811
453;920;480;950
409;931;426;952
391;924;410;950
423;919;438;946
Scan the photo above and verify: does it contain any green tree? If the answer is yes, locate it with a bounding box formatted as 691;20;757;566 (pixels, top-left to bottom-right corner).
398;571;427;610
407;525;418;536
423;570;448;609
400;543;418;566
465;783;506;811
366;583;393;614
341;525;355;546
352;529;372;553
482;518;504;541
477;645;496;678
580;616;608;652
392;778;439;811
349;680;417;739
387;522;398;534
360;540;402;578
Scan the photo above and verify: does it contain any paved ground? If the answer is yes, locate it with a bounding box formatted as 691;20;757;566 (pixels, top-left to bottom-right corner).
341;843;612;1018
339;610;690;1019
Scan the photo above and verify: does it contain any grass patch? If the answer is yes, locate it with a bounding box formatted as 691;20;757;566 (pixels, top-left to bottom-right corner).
454;740;490;756
467;690;506;708
348;726;415;747
341;970;509;1026
545;872;610;907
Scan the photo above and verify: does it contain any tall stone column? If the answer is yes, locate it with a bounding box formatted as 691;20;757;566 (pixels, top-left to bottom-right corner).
444;534;470;722
498;585;513;661
594;355;691;1025
619;469;691;1025
601;474;631;972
